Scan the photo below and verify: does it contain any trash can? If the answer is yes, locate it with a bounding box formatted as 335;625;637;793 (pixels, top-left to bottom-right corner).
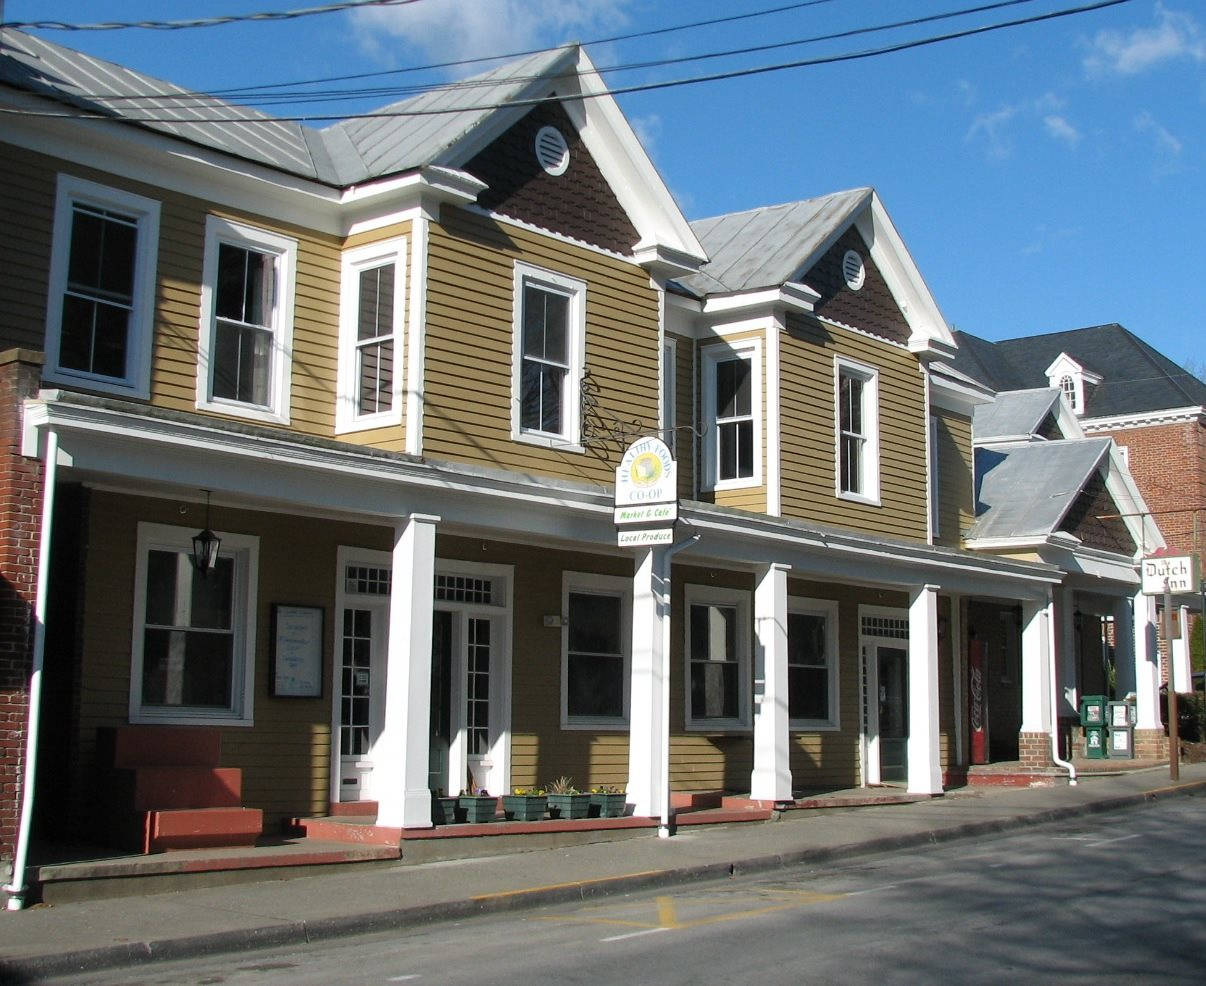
1080;695;1108;726
1109;725;1134;759
1085;724;1108;759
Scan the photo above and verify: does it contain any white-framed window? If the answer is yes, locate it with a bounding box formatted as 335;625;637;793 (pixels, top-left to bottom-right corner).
788;597;839;730
702;339;762;491
662;338;677;455
1059;374;1078;412
197;216;297;424
562;572;631;729
337;238;405;432
835;356;880;504
130;522;259;726
685;584;751;730
44;175;160;398
511;261;586;449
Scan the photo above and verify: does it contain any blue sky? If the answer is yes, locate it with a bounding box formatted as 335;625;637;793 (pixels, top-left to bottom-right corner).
16;1;1205;367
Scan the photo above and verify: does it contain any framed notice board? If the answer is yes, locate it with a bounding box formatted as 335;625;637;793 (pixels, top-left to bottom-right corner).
271;604;324;698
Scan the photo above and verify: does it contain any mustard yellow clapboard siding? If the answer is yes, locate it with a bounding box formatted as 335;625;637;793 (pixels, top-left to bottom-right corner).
935;410;975;547
696;331;769;514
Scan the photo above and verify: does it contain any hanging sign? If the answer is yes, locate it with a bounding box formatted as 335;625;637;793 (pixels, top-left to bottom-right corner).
615;436;677;545
1141;554;1200;596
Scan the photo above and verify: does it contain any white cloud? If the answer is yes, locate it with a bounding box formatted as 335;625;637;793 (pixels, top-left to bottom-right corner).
1134;110;1183;155
1021;224;1081;257
1043;115;1081;146
352;0;631;67
629;113;662;155
1083;4;1205;76
965;105;1018;159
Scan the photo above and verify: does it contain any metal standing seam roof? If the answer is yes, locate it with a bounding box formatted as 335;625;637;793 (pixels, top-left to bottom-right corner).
0;29;582;188
674;188;872;297
972;388;1061;441
969;438;1111;541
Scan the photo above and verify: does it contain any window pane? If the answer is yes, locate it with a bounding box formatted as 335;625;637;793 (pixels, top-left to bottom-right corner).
141;628;234;708
840;374;863;433
691;661;737;719
357;339;393;414
213;322;272;405
523;285;568;363
716;357;751;418
145;549;179;626
357;265;394;341
68;207;136;301
841;433;862;493
216;244;274;327
568;593;621;654
190;556;233;630
788;613;826;667
521;361;563;433
788;666;828;721
568;653;623;717
718;421;737;481
736;420;753;477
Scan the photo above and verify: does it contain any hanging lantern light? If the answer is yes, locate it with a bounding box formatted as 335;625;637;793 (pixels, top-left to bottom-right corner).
191;490;221;576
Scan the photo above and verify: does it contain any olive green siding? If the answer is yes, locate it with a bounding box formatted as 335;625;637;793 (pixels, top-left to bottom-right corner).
0;143;55;353
934;410;975;548
668;331;695;501
780;314;928;540
423;207;660;485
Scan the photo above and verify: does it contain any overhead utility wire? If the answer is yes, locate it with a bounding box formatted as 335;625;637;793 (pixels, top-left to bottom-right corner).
0;0;421;31
141;0;1047;108
4;0;1133;125
46;0;1046;109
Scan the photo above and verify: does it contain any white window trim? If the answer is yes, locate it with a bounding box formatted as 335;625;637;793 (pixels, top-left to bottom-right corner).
130;522;259;727
834;355;881;505
511;261;586;451
788;596;840;732
561;572;631;730
44;175;161;399
336;237;406;434
684;583;752;732
196;215;297;425
701;338;763;492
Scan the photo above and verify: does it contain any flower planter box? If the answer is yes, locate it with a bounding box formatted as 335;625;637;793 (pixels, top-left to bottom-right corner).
589;792;628;818
432;795;462;825
457;795;498;824
547;792;591;820
502;794;547;822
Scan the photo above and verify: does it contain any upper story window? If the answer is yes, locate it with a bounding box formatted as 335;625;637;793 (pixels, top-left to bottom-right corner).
337;239;405;432
45;175;160;398
197;216;296;425
835;356;880;504
685;584;751;731
562;573;630;728
130;522;258;726
512;262;585;449
1045;353;1099;418
1059;374;1078;412
788;597;839;730
702;339;762;491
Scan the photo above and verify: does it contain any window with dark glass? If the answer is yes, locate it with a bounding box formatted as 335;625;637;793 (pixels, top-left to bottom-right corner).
213;243;275;406
59;203;138;380
520;282;570;434
715;355;754;481
839;371;866;494
788;612;829;722
690;602;739;720
355;264;395;415
567;591;624;718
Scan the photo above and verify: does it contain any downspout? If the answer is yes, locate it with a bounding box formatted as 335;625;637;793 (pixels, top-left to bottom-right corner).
5;428;58;910
659;533;701;838
1045;604;1077;786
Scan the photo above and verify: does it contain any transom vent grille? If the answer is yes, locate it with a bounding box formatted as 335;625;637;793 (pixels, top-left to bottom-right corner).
535;125;570;176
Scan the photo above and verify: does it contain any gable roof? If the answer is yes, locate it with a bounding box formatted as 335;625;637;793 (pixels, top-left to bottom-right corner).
973;389;1062;442
952;324;1206;417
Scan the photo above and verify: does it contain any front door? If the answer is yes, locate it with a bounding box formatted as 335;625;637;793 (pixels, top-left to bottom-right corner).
877;645;908;782
337;596;389;802
860;608;910;787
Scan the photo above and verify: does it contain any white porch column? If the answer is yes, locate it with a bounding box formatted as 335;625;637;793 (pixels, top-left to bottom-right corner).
627;547;666;818
1132;590;1161;729
751;563;791;802
1019;595;1053;734
907;584;942;795
1172;605;1193;692
375;513;439;829
1055;586;1079;718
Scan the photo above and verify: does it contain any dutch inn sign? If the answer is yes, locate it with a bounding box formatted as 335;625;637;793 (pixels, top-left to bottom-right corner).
615;436;677;546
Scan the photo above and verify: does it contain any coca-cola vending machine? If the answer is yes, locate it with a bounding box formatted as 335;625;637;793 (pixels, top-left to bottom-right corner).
968;637;988;764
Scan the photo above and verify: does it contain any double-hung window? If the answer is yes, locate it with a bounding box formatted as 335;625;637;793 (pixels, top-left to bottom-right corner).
685;585;750;730
788;597;839;729
702;340;761;490
130;523;258;726
45;175;160;398
198;217;296;424
512;262;585;448
562;573;630;727
835;356;880;503
337;239;405;432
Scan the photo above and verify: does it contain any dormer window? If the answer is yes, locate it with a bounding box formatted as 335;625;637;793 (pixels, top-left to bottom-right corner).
1059;374;1078;412
1045;352;1100;418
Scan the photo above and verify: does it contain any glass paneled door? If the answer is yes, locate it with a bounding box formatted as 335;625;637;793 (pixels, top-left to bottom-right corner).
877;645;908;782
338;595;388;802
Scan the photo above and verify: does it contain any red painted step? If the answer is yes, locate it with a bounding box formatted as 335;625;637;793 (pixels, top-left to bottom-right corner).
144;807;264;852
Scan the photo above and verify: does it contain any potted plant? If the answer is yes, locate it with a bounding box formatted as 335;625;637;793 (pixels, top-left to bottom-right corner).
545;776;590;820
432;789;462;825
589;784;628;818
457;788;498;824
502;786;547;821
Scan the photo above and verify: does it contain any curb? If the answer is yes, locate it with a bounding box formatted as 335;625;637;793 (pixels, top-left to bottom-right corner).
5;779;1203;980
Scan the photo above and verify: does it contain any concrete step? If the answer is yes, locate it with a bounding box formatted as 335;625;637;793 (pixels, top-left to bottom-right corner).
118;766;244;811
291;815;402;847
99;725;223;768
145;807;263;852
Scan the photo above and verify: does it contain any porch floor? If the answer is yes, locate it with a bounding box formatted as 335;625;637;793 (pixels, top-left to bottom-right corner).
955;756;1167;787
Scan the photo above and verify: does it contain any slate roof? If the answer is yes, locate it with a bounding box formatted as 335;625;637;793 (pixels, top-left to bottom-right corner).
675;188;871;297
969;438;1111;541
973;389;1060;442
951;324;1206;418
0;28;579;187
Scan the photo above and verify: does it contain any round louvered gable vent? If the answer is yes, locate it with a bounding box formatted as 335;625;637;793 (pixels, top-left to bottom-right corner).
534;126;570;176
842;250;866;291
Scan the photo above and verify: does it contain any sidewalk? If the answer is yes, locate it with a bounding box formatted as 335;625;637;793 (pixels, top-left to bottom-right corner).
3;763;1204;980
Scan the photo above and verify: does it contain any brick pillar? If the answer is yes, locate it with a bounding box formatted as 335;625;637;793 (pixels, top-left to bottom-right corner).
0;350;45;864
1018;731;1053;769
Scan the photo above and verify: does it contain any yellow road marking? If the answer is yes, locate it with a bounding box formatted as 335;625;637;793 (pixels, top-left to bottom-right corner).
657;896;682;930
471;869;667;902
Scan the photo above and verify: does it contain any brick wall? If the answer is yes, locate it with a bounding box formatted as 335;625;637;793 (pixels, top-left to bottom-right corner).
0;350;45;863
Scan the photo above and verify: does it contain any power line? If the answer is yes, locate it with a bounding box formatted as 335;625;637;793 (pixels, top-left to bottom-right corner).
2;0;1133;125
0;0;421;32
